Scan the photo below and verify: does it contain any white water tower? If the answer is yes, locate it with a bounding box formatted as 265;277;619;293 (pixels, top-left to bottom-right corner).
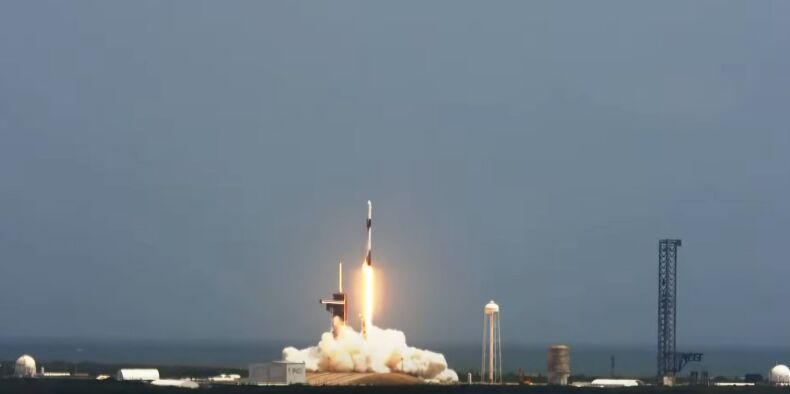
481;300;502;383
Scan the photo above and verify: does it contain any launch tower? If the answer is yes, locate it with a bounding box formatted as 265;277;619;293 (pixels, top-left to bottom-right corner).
320;262;348;331
657;239;702;385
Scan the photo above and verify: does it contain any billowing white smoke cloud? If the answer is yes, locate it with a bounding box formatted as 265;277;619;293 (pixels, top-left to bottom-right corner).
283;318;458;383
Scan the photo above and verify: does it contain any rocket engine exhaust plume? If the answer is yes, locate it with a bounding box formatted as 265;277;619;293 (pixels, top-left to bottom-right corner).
363;264;374;336
285;200;457;383
284;318;459;383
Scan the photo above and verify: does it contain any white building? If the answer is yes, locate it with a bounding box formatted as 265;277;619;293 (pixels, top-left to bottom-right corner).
14;355;36;378
41;372;71;377
116;369;160;381
248;362;306;385
208;374;241;382
151;379;199;389
590;378;644;387
770;364;790;386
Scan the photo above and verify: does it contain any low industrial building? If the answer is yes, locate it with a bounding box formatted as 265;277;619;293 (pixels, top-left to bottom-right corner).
116;369;160;381
40;372;71;377
208;374;241;382
248;362;306;385
590;378;644;387
151;379;199;389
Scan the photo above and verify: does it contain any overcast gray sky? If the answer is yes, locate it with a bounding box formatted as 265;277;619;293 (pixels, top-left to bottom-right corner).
0;1;788;346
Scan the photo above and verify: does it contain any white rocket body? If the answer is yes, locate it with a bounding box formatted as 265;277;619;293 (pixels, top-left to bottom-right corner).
365;200;372;266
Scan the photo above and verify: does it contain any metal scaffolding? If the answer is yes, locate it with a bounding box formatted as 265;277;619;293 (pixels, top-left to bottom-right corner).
657;239;681;380
657;239;702;385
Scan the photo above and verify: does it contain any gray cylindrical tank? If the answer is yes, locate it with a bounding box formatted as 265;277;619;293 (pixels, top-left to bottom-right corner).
548;345;571;385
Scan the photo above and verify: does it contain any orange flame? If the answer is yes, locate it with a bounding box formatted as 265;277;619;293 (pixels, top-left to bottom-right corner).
363;264;374;336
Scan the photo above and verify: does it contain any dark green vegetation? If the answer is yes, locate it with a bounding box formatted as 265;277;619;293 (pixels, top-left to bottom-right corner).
0;380;788;394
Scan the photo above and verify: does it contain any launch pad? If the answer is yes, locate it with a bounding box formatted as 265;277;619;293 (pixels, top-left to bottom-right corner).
289;201;457;383
307;372;422;386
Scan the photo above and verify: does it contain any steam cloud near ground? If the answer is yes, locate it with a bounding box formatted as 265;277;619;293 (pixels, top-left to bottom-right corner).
283;318;458;383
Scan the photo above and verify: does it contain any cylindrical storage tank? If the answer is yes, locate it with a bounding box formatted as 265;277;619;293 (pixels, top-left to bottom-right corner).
770;365;790;386
548;345;571;385
14;355;36;378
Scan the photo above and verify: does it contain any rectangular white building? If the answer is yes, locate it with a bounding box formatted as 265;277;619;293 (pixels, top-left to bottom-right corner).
248;362;306;385
590;378;644;387
116;369;160;381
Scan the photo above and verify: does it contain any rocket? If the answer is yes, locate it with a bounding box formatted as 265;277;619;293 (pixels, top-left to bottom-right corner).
365;200;372;266
362;200;374;338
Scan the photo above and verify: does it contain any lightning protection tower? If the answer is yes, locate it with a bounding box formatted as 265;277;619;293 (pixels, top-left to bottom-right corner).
656;239;703;385
481;300;502;384
657;239;680;384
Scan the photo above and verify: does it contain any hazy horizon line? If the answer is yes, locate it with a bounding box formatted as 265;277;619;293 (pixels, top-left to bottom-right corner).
0;336;786;350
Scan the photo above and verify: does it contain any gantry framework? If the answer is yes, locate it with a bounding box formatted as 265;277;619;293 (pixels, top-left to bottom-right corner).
657;239;681;379
657;239;702;384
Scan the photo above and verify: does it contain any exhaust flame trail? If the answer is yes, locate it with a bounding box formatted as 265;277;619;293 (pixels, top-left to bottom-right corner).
363;264;374;336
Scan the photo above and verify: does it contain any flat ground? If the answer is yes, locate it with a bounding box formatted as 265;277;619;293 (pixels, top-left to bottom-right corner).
307;371;423;385
2;379;790;394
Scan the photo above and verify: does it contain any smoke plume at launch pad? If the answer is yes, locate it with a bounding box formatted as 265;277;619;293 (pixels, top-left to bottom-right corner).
286;201;457;383
283;318;458;383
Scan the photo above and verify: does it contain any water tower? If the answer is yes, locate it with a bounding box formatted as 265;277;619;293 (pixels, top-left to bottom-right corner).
548;345;571;385
481;300;502;383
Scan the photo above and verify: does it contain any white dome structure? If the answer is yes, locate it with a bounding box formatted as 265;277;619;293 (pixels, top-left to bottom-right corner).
770;364;790;386
14;355;36;378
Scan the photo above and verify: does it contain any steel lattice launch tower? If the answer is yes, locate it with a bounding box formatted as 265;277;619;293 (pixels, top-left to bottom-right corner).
657;239;680;383
320;262;348;332
656;239;702;386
